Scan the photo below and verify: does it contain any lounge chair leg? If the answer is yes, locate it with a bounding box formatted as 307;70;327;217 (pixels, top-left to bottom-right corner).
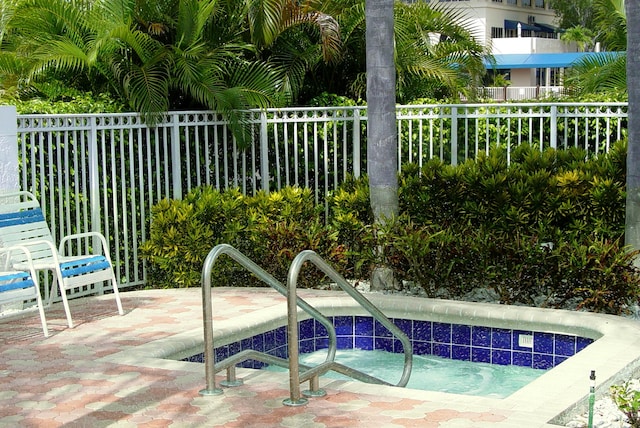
35;293;50;337
60;290;74;328
111;277;124;316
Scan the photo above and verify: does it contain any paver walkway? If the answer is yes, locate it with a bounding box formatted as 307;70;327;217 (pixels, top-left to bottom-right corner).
0;288;552;427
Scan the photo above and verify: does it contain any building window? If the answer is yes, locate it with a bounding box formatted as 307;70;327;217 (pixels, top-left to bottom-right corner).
491;27;504;38
492;0;503;2
507;0;517;4
535;0;545;7
522;0;531;6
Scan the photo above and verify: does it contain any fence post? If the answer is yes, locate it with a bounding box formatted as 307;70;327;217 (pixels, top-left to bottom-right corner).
550;105;557;149
260;111;270;192
171;113;183;199
353;109;361;178
450;107;458;166
88;116;101;233
0;106;18;192
87;116;103;268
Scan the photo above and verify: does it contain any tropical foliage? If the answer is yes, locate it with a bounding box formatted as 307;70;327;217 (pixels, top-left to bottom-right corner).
0;0;487;115
563;0;627;96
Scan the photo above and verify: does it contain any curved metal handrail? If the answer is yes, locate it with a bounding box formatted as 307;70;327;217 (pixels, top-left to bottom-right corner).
200;244;337;396
286;250;413;404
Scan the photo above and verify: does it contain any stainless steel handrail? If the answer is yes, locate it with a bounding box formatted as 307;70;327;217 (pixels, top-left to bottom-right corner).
200;244;337;396
286;250;413;405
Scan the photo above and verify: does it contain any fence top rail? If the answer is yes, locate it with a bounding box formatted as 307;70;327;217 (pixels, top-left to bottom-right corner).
15;102;628;121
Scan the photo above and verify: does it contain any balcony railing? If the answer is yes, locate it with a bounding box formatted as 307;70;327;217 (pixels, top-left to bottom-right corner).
480;86;568;101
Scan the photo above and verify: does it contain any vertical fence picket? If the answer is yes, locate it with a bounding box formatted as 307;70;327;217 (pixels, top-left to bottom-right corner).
13;102;627;292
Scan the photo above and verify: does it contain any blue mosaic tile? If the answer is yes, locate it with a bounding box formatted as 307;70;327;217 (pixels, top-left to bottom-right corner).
252;335;265;352
472;326;491;347
452;345;471;361
228;341;241;356
299;338;315;354
187;315;595;374
577;336;593;352
275;326;287;345
315;337;329;350
512;351;533;368
492;328;512;350
554;355;569;366
433;343;451;359
334;316;354;336
337;336;353;349
355;336;374;350
274;346;288;359
533;354;554;370
355;316;373;336
241;337;253;351
264;331;276;351
375;337;394;352
452;324;471;345
393;339;408;354
374;319;392;337
433;322;452;343
215;345;229;361
413;341;431;355
491;349;511;365
555;334;576;356
413;320;431;342
315;319;329;337
394;318;413;338
533;332;554;354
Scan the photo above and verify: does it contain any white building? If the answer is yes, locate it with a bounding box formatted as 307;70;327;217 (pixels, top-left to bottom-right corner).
437;0;586;92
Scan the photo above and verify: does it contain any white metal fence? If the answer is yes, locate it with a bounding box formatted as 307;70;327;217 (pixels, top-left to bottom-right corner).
15;102;627;289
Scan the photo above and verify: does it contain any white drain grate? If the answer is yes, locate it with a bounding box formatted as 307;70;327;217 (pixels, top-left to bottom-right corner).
518;334;534;348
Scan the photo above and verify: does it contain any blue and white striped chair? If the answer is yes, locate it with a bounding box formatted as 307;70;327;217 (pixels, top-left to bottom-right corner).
0;191;123;328
0;245;49;337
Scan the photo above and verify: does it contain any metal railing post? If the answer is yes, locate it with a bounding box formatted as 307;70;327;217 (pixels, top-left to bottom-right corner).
170;113;183;200
550;105;558;149
260;111;270;192
353;109;361;178
450;107;458;166
87;116;103;290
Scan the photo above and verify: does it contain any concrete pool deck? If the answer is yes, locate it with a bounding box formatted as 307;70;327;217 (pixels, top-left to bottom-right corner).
1;287;639;427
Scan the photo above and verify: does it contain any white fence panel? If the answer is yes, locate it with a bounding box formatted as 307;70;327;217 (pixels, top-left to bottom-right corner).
15;102;627;291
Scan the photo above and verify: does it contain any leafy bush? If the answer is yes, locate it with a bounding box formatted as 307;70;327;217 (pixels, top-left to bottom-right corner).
611;382;640;427
7;92;127;114
141;141;640;314
140;186;346;288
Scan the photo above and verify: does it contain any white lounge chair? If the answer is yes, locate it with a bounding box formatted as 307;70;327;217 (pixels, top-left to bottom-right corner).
0;245;49;337
0;191;123;328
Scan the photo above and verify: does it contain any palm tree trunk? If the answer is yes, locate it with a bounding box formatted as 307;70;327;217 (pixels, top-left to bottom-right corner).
366;0;398;290
625;0;640;266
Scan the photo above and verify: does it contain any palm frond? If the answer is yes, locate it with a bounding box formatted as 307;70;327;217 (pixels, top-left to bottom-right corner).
565;52;627;95
122;53;170;120
246;0;284;47
29;38;90;78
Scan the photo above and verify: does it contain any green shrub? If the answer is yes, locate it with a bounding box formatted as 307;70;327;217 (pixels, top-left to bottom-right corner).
8;92;126;114
140;141;640;314
140;186;346;288
610;382;640;427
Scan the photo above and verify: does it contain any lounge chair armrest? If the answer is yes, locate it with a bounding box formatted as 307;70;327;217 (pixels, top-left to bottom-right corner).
58;232;111;258
0;245;36;273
